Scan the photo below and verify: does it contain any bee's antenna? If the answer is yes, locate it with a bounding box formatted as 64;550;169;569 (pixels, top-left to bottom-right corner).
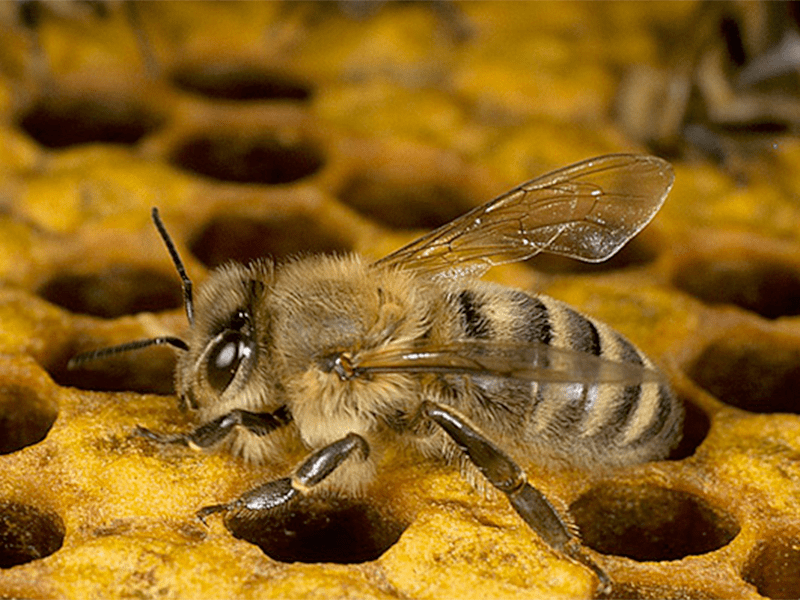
67;336;189;370
151;207;194;325
68;210;194;370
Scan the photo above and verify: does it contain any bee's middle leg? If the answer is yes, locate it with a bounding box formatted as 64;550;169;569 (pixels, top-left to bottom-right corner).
417;400;611;595
197;432;370;522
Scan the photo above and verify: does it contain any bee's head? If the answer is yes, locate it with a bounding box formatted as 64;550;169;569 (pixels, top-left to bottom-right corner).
68;208;274;415
175;259;275;416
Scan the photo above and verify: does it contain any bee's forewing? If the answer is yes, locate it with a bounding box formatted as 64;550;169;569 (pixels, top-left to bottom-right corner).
374;154;674;276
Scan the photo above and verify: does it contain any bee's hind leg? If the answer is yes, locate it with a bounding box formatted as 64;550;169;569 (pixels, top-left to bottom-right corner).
197;432;370;522
417;400;611;596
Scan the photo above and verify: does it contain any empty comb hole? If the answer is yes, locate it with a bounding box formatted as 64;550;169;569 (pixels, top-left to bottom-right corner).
189;213;351;269
673;257;800;319
224;494;407;564
169;133;324;185
688;338;800;413
17;93;163;149
571;484;739;561
338;173;476;230
742;535;800;599
667;396;710;461
0;503;64;568
47;343;176;395
525;231;659;274
170;64;313;101
0;385;57;454
37;266;183;319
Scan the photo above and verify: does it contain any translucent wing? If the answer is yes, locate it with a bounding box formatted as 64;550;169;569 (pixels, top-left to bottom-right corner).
374;154;674;276
352;339;662;386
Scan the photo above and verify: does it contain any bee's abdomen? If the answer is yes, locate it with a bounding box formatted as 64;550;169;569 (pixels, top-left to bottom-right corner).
526;293;681;466
447;283;682;468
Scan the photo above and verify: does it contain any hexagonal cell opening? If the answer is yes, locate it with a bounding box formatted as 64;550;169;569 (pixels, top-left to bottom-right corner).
673;257;800;319
37;266;184;319
338;172;477;230
47;343;176;396
570;483;739;561
0;502;64;568
743;536;800;599
17;93;164;149
0;385;58;454
169;133;325;185
189;213;352;269
688;338;800;413
524;231;659;274
224;494;407;564
170;64;313;101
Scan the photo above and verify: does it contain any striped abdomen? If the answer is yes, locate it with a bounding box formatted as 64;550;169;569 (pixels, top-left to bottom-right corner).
439;282;683;469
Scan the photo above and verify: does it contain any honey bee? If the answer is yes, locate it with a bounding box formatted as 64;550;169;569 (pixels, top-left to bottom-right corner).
70;153;680;594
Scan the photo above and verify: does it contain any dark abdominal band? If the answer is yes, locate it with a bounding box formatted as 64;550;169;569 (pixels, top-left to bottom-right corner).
515;294;552;345
457;290;492;338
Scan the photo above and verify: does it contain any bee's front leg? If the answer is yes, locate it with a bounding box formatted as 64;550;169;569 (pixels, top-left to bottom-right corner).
135;406;292;448
417;400;611;596
197;432;370;522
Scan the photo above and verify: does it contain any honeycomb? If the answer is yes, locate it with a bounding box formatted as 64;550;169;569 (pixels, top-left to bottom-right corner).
0;2;799;599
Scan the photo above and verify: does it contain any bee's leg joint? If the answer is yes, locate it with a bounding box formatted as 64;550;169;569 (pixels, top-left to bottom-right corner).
198;433;370;520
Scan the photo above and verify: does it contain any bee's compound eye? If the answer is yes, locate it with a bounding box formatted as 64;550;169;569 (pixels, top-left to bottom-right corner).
207;331;252;392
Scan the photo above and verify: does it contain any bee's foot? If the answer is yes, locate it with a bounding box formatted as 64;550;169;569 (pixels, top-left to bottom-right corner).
133;425;187;446
197;503;229;525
